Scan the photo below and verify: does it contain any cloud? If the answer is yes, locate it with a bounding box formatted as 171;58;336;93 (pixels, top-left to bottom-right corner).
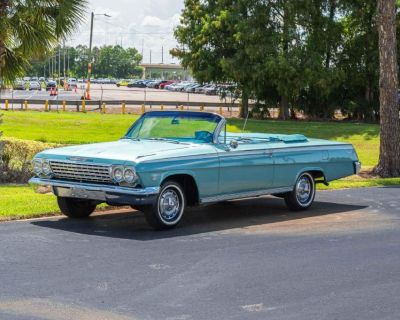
142;16;164;27
69;0;184;63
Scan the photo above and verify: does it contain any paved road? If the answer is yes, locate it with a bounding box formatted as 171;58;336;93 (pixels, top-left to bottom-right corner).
0;187;399;320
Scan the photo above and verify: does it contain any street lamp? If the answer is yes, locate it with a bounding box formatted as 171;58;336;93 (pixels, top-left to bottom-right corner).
85;12;111;100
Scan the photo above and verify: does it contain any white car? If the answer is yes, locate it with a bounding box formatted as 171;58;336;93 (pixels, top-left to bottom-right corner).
29;81;41;90
67;78;78;88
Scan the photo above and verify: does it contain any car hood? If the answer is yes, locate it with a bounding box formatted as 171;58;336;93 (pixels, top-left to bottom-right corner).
36;139;208;164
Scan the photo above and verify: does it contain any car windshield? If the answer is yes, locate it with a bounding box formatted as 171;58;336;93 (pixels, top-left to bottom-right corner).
124;112;222;143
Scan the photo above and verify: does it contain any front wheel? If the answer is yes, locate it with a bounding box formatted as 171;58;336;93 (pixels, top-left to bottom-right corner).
57;197;97;218
284;172;316;211
143;181;186;230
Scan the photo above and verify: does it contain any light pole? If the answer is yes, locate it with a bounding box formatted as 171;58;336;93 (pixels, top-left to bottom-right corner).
85;12;111;100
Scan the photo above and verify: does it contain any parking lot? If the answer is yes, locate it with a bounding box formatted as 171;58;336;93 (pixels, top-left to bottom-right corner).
0;84;229;104
1;187;400;320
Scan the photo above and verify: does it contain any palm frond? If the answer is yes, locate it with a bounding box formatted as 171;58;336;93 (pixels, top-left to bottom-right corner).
0;0;88;82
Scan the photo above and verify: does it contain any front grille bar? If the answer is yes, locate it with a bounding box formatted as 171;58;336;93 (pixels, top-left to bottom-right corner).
49;161;112;184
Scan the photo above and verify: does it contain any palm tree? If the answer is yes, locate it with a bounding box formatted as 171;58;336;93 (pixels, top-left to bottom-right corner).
0;0;87;82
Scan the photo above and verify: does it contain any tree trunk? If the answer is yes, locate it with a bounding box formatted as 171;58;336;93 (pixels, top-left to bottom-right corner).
240;88;249;118
280;95;290;120
0;1;9;75
373;0;400;177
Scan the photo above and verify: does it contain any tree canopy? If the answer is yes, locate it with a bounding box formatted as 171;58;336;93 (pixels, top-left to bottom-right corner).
28;45;143;79
172;0;398;121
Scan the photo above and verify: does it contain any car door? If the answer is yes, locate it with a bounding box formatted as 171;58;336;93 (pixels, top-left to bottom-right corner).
215;139;274;195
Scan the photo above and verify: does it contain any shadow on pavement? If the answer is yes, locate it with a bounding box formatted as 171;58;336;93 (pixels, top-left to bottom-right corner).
31;196;367;240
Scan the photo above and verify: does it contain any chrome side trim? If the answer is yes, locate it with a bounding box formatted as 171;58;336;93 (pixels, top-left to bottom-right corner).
200;187;293;204
354;161;362;174
141;145;355;163
29;177;160;196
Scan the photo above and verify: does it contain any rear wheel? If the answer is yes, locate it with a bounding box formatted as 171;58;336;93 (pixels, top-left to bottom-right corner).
57;197;96;218
284;172;316;211
143;181;186;230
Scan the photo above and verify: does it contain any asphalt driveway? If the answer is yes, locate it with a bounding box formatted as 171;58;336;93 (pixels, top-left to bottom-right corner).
0;187;399;320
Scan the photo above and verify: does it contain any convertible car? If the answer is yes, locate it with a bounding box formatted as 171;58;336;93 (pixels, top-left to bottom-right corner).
30;111;361;230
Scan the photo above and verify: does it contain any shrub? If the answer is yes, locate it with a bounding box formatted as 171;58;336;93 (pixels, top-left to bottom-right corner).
0;138;61;183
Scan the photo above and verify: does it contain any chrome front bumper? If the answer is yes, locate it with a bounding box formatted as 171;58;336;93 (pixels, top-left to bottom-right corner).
29;178;160;205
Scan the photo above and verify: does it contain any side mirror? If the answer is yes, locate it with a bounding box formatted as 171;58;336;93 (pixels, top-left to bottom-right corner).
230;139;238;149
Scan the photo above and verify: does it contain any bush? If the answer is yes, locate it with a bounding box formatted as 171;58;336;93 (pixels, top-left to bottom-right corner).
0;138;61;183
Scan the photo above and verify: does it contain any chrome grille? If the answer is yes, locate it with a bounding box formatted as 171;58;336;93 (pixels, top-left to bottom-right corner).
49;161;112;184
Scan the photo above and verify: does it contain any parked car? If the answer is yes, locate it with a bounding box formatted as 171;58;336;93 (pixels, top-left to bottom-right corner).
204;85;219;95
13;81;26;90
195;84;213;94
29;81;41;90
168;82;193;92
159;80;176;89
165;82;182;91
46;80;57;91
147;80;162;88
116;80;129;87
127;80;147;88
67;78;78;88
30;111;361;230
184;83;201;93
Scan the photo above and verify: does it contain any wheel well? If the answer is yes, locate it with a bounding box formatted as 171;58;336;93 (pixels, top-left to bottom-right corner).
308;170;327;185
162;174;199;206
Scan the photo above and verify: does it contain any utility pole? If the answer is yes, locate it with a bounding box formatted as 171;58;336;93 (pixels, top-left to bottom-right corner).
86;11;94;100
150;50;152;64
85;12;111;100
58;45;61;87
63;41;66;83
161;46;164;64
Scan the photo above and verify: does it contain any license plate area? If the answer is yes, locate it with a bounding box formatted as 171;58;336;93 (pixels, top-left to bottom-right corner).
54;187;106;201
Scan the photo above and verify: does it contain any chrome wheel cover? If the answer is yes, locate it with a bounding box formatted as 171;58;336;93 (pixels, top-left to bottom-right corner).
296;175;314;206
158;186;183;224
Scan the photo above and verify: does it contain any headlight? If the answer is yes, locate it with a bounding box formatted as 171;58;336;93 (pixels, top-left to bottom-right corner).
124;168;137;184
112;166;124;183
42;161;52;176
32;159;43;175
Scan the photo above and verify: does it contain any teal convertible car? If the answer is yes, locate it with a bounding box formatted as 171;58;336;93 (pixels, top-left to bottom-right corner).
30;111;361;230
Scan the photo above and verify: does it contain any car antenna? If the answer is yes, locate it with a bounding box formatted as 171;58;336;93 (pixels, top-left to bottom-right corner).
241;110;250;135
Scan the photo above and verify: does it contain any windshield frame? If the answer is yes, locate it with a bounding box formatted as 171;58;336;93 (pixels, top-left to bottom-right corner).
123;111;226;144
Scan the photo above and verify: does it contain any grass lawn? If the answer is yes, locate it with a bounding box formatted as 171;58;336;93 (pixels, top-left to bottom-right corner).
0;185;59;221
0;110;395;221
2;111;379;167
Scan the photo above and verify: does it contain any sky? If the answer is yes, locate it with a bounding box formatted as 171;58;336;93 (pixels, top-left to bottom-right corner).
69;0;185;64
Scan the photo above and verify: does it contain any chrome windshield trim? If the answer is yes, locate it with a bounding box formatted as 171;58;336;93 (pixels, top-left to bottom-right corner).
213;118;227;144
29;178;160;196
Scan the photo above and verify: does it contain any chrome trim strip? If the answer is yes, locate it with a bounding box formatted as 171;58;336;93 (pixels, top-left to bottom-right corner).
40;158;111;167
29;178;160;196
354;161;362;174
141;145;355;163
200;187;293;204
